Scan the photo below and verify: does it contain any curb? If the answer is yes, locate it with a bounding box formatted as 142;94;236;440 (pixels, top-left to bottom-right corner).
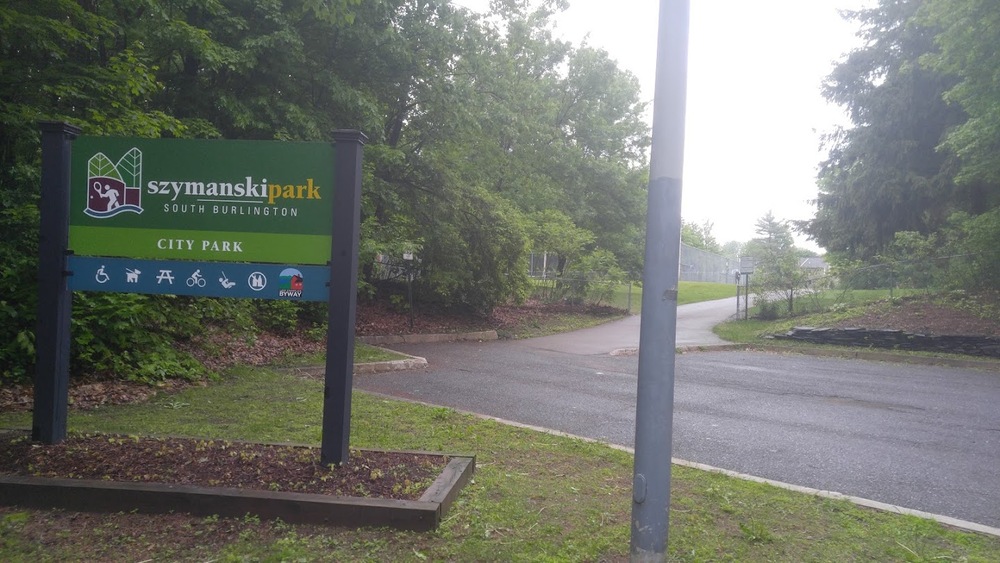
280;349;428;378
751;343;1000;371
359;391;1000;539
358;331;498;346
610;344;746;356
668;457;1000;539
355;354;428;374
611;343;1000;371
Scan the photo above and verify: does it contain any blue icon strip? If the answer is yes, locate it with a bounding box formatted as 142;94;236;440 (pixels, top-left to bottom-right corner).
67;256;331;301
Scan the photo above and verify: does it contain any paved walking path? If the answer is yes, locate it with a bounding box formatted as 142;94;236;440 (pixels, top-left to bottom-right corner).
521;296;735;355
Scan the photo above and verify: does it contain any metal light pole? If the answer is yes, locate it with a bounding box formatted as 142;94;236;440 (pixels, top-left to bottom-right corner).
630;0;690;560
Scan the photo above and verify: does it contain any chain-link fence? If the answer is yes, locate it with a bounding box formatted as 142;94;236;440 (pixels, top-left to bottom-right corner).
679;243;731;284
531;245;732;283
802;252;995;293
370;254;416;282
528;252;561;278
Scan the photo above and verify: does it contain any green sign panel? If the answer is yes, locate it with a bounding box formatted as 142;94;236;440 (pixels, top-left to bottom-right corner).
69;136;335;264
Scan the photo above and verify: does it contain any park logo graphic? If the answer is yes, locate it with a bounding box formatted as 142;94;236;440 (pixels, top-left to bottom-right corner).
278;268;304;298
84;148;143;218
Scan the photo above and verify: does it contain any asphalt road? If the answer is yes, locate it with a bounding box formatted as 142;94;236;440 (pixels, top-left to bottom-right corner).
354;299;1000;528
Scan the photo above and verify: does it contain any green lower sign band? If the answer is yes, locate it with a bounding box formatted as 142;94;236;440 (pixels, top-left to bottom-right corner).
69;226;332;264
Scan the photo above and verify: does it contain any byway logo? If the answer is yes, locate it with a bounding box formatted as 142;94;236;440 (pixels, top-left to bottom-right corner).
85;148;143;218
278;268;304;298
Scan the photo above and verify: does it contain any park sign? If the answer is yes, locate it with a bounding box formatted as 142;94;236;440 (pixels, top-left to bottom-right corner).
69;136;335;264
37;124;367;466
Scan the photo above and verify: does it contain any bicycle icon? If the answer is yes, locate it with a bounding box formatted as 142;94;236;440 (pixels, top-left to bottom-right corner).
186;269;207;288
95;265;110;284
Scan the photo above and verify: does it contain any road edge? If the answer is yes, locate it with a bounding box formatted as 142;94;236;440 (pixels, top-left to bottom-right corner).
357;390;1000;539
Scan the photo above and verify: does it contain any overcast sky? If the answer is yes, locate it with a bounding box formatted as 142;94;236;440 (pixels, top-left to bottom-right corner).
452;0;874;252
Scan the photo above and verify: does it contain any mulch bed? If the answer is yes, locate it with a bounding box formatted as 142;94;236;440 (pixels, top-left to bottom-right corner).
829;295;1000;338
0;431;446;501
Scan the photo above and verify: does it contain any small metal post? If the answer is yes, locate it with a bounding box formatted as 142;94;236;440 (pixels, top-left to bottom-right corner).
744;274;750;320
627;280;633;314
403;252;415;330
736;272;741;318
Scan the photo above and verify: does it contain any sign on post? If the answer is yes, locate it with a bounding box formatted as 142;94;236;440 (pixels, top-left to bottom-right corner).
34;128;366;465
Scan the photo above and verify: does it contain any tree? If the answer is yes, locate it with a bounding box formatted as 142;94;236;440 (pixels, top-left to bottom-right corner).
720;240;743;263
1;0;654;382
681;220;720;253
415;186;531;315
0;0;187;382
921;0;1000;193
523;209;595;275
801;0;970;260
365;0;650;296
747;212;806;316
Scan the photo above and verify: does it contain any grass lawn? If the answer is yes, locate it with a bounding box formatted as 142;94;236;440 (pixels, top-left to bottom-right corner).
609;280;736;312
715;288;924;344
2;367;997;561
355;343;409;363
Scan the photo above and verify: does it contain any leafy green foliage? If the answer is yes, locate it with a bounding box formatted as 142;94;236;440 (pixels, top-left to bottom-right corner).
560;249;627;306
418;187;531;315
0;0;184;383
681;220;721;254
802;0;972;260
1;0;650;383
878;209;1000;291
880;230;945;289
251;301;301;337
944;209;1000;289
804;0;1000;291
71;295;204;383
523;209;595;275
746;212;809;315
920;0;1000;188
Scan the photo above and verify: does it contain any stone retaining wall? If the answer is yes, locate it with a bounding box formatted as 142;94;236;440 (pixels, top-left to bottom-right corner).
773;327;1000;359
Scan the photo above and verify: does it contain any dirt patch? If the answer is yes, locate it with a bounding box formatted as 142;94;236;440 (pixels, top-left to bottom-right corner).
829;294;1000;338
356;297;623;336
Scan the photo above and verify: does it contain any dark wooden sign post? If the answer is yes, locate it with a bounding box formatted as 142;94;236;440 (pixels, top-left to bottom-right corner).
33;122;82;445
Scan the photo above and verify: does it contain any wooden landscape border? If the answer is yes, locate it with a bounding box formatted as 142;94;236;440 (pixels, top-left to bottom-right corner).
0;451;475;532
